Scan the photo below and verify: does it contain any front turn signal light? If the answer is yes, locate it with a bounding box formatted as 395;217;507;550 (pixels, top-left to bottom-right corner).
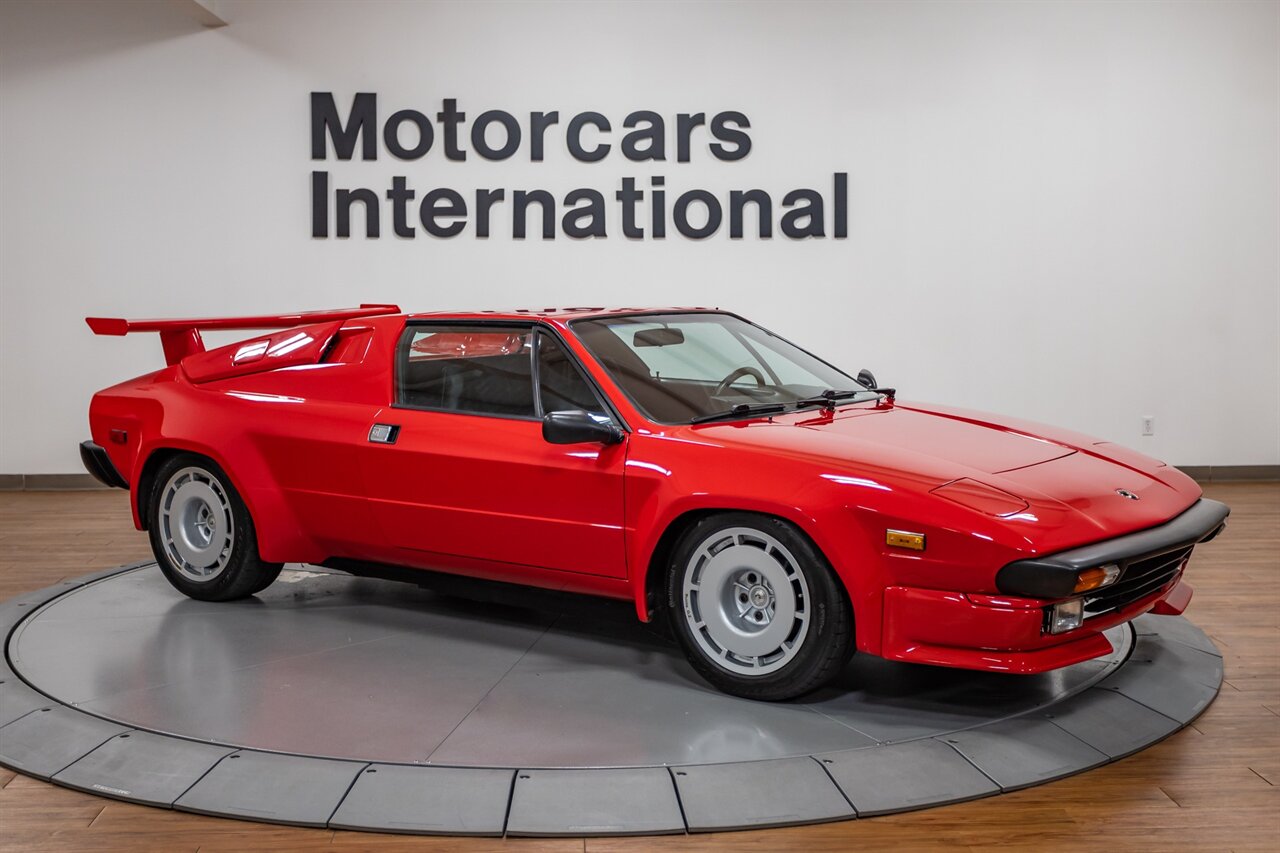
1073;563;1121;593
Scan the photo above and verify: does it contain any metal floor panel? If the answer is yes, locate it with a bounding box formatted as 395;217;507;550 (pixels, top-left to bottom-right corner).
0;677;52;728
174;750;366;827
54;730;236;807
329;764;514;836
1136;632;1225;690
1132;613;1222;658
1095;632;1223;723
0;565;1223;837
0;706;129;780
1042;688;1181;759
940;716;1109;791
672;757;854;831
817;738;1000;816
506;767;685;836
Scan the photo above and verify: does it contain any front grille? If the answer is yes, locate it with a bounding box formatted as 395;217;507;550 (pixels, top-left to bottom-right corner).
1082;544;1193;617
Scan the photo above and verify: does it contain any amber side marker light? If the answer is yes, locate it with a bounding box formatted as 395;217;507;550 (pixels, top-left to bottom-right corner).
1073;563;1121;593
886;530;926;551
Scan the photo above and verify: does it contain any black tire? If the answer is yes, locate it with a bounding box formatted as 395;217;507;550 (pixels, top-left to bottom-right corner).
147;453;283;602
246;562;285;596
665;512;853;701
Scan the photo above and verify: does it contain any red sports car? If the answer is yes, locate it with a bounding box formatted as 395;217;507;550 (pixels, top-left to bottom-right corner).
82;305;1228;700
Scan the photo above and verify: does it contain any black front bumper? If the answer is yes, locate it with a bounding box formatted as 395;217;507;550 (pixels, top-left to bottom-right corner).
79;441;128;489
997;498;1230;600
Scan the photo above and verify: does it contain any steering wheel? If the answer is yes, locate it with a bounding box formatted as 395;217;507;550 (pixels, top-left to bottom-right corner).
714;366;767;396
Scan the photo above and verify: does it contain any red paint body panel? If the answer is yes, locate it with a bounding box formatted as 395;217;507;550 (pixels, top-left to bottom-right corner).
1151;580;1193;615
180;321;344;384
881;585;1117;673
359;410;627;577
85;306;1215;676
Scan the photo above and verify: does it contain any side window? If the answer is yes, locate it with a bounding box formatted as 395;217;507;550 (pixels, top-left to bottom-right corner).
397;325;536;418
537;333;606;416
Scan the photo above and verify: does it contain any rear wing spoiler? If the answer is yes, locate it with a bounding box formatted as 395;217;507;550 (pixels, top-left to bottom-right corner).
85;304;401;365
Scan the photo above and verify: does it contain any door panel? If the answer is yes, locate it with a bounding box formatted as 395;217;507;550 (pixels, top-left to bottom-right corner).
362;408;628;578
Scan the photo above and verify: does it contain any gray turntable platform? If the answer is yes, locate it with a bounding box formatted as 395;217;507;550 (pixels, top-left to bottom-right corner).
0;564;1222;836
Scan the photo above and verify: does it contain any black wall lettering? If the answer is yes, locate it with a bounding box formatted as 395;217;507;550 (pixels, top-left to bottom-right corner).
616;177;644;238
436;98;468;161
530;111;559;161
710;111;751;161
834;172;847;238
730;189;772;238
567;112;611;162
337;188;380;238
781;189;824;238
562;189;606;238
475;188;505;238
383;110;434;160
676;112;706;163
471;110;521;160
387;176;416;237
514;189;556;239
306;95;849;243
311;92;377;160
311;170;329;237
420;188;467;237
622;111;665;161
674;189;722;239
651;176;666;239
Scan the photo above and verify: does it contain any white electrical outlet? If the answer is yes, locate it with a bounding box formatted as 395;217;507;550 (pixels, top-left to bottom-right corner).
1142;415;1155;436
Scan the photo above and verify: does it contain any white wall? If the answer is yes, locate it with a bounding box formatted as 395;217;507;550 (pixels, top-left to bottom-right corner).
2;0;1277;473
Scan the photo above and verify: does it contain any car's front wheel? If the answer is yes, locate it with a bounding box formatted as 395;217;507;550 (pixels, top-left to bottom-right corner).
665;513;853;701
147;453;282;601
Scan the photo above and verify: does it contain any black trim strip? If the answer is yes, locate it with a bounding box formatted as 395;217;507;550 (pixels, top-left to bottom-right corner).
78;441;127;489
996;498;1230;599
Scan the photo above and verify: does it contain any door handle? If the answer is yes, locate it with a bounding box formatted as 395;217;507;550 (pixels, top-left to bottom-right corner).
368;423;400;444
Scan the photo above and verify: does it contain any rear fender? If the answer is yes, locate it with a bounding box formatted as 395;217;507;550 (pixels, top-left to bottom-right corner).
132;437;325;564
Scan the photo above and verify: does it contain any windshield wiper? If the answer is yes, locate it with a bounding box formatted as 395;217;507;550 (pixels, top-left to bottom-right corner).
793;389;867;411
690;403;788;424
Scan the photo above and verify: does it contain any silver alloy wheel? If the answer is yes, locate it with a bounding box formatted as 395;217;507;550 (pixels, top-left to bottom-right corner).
681;526;811;676
158;466;235;582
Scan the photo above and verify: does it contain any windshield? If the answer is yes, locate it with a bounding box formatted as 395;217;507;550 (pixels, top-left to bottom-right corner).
571;313;869;424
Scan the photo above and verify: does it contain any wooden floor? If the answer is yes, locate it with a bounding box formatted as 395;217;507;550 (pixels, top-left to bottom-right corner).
0;483;1276;852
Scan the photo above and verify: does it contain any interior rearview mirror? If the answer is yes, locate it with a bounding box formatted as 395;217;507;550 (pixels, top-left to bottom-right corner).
542;410;624;445
633;327;685;348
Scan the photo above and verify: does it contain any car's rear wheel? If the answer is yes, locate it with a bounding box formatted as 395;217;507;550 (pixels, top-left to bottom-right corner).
148;453;282;601
665;513;853;701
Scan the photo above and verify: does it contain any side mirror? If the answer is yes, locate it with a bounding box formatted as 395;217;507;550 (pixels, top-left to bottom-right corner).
542;410;624;445
857;368;877;389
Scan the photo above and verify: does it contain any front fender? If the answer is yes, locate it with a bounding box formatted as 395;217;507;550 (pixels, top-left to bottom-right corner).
623;431;1037;656
624;435;892;653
